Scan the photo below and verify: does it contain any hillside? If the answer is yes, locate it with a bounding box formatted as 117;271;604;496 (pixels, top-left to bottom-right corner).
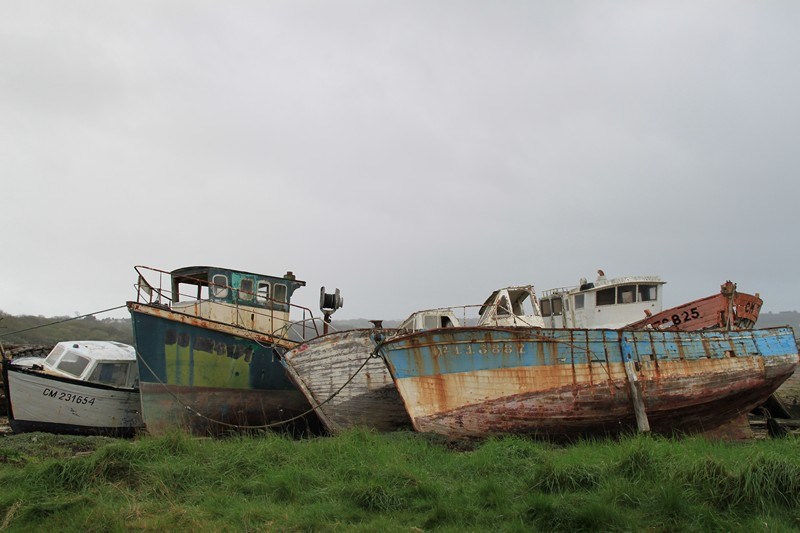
0;311;133;346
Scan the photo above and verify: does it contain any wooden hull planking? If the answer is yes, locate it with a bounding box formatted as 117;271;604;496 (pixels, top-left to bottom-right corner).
3;363;143;437
378;327;798;439
281;329;412;434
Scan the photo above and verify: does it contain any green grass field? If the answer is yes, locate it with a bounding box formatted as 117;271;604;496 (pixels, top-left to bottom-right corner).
1;430;798;532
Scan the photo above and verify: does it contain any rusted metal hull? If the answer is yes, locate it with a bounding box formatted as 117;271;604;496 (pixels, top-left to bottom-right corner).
377;327;798;440
625;286;762;331
281;329;412;434
128;302;320;436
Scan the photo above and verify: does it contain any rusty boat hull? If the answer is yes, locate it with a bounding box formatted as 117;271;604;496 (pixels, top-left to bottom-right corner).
281;329;412;434
377;327;798;440
129;302;320;436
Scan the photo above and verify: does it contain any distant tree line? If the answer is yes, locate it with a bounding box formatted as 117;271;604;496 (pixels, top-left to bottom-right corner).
0;310;134;346
755;311;800;337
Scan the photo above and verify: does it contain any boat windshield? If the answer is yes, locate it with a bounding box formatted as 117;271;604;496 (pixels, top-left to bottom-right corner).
56;351;91;378
45;344;66;367
89;362;133;387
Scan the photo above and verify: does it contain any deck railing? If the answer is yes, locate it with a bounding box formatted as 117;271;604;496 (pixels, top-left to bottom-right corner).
132;265;323;342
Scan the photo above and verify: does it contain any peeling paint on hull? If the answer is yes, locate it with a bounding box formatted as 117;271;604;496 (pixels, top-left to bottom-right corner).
129;303;320;435
378;327;799;439
281;329;412;434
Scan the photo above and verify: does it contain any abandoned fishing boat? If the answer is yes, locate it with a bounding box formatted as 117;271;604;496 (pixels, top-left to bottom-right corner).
375;323;799;440
1;341;143;436
127;265;331;436
624;281;762;331
280;308;464;434
280;287;545;434
539;271;666;329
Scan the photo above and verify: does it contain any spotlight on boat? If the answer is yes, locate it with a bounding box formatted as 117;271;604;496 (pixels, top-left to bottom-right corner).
320;287;344;333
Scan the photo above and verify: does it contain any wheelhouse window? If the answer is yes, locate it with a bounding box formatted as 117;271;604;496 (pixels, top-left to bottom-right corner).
551;298;563;316
596;287;615;306
273;283;288;303
574;294;585;309
239;278;254;301
211;274;229;298
541;299;552;317
256;281;270;303
638;284;658;302
617;285;636;304
89;362;132;387
497;296;511;316
423;315;439;329
56;351;91;378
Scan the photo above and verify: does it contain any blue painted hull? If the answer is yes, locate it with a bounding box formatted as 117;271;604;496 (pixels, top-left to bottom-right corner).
378;327;799;439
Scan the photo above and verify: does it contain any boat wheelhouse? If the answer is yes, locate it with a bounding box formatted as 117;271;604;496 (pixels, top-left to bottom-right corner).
128;265;325;436
539;271;665;329
2;341;143;436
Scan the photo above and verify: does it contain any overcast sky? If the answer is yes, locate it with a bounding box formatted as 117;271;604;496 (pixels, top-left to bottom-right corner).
1;1;798;323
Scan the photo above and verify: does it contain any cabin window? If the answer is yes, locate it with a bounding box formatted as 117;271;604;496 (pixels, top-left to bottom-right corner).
89;362;131;387
211;274;229;299
574;294;585;309
541;299;552;317
441;316;455;328
56;351;91;378
551;298;563;316
497;296;511;316
45;345;66;367
596;287;615;306
617;285;636;304
511;292;535;316
638;284;657;302
239;278;254;301
256;281;270;303
273;284;288;303
423;315;439;329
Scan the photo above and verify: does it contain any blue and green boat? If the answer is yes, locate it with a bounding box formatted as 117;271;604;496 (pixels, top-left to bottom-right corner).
128;265;324;436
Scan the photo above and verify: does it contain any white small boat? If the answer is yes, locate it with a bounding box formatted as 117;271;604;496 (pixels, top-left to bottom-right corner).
2;341;144;436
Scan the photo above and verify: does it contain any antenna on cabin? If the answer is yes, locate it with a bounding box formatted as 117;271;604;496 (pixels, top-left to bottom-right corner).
320;287;344;334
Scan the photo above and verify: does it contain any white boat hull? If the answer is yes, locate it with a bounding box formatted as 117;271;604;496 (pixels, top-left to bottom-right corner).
3;364;144;436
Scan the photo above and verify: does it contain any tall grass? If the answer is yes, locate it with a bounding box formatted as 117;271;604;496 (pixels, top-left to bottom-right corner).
1;430;798;531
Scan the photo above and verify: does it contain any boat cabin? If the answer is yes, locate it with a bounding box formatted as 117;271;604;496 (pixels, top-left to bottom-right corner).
398;308;462;332
38;341;139;389
478;286;545;327
539;273;665;329
164;266;306;335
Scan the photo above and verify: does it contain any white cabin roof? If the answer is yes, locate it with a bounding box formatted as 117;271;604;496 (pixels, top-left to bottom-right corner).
47;341;136;362
542;275;664;298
